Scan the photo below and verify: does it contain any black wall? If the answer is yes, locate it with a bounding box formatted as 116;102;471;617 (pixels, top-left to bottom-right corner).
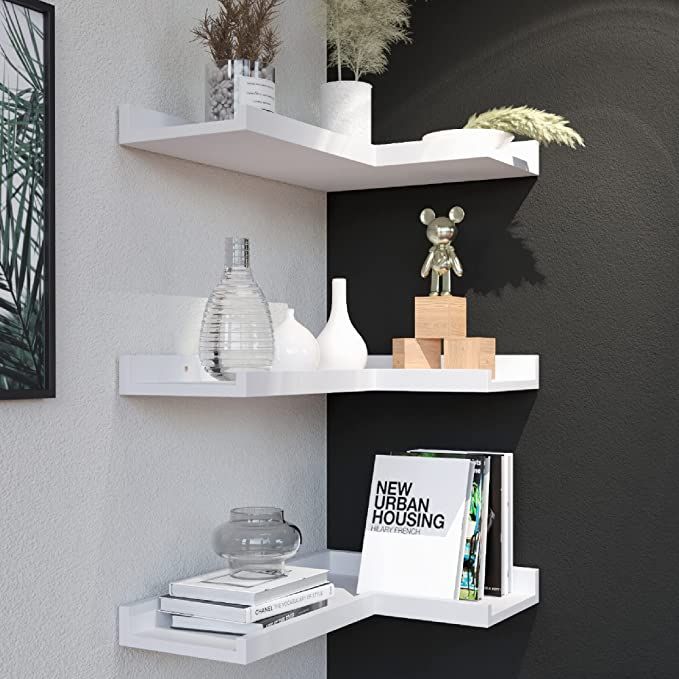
327;2;679;678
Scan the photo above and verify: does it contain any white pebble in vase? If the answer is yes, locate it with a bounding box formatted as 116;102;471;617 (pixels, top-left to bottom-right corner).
272;309;321;371
317;279;368;370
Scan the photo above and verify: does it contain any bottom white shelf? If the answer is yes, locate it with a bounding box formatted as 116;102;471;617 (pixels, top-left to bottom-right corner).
119;550;539;665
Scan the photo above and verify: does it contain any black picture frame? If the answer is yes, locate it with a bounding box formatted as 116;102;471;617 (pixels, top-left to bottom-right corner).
0;0;55;400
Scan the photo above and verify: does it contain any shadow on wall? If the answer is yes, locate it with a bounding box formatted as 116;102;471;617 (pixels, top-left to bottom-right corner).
327;390;539;551
328;177;543;352
458;216;545;296
327;389;540;679
453;178;545;296
329;607;537;679
373;1;679;144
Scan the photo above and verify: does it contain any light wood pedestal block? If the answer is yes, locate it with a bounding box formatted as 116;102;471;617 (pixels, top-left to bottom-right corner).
391;296;497;372
415;296;467;338
444;338;496;376
392;338;442;369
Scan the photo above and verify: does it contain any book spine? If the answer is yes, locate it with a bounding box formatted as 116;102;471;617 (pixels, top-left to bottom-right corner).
454;464;474;599
160;597;249;624
476;456;491;599
458;456;488;601
507;454;514;593
170;615;257;635
248;583;334;623
170;601;329;635
484;454;504;597
260;600;328;628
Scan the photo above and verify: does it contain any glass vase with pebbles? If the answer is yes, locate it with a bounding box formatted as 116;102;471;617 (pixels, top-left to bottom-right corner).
205;59;275;122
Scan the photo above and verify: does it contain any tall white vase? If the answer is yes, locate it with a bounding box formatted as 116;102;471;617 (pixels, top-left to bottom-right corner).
317;279;368;370
320;81;372;144
272;309;320;371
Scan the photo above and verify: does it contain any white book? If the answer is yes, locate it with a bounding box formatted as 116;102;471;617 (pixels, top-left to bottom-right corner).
160;582;335;624
504;453;514;593
476;456;491;600
169;616;259;636
357;455;474;600
170;600;328;635
169;566;328;606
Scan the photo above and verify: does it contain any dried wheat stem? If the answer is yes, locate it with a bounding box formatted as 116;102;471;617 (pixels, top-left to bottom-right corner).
464;106;585;148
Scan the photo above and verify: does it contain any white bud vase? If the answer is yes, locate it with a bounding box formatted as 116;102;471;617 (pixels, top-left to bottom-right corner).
272;309;320;371
317;279;368;370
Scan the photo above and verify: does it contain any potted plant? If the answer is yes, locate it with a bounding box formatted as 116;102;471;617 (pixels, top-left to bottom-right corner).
193;0;282;121
322;0;412;142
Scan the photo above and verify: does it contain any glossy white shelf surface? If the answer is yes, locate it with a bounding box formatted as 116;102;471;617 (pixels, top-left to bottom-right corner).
119;550;540;665
118;105;540;191
118;354;540;397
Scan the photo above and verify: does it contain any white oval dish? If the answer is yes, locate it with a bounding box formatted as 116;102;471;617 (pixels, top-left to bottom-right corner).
422;128;514;154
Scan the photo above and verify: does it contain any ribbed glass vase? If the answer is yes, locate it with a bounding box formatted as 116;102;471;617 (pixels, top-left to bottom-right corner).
199;238;274;380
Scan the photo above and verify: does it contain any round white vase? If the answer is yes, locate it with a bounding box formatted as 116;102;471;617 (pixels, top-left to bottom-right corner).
320;81;372;144
268;302;290;330
317;279;368;370
272;309;320;371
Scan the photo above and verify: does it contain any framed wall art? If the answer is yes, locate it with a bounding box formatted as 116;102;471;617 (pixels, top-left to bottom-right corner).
0;0;54;399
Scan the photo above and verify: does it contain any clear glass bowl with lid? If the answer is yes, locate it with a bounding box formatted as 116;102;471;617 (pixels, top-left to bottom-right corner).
212;507;302;579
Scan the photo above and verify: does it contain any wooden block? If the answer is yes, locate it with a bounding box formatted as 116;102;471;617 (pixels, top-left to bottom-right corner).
443;338;496;377
392;338;442;369
415;296;467;339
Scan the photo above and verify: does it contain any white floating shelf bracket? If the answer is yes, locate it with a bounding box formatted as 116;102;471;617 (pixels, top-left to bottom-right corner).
118;354;539;397
119;550;539;666
118;104;539;192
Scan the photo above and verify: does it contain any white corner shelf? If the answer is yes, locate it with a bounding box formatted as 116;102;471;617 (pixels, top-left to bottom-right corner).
119;550;539;666
118;104;539;192
118;354;539;398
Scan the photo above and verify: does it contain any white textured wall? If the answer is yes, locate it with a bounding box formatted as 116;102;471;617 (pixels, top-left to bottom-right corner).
0;1;327;678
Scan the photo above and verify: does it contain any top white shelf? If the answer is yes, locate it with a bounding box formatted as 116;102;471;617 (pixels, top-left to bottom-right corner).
118;105;539;192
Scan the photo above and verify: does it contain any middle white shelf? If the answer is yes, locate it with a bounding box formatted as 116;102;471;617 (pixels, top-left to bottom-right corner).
118;354;539;397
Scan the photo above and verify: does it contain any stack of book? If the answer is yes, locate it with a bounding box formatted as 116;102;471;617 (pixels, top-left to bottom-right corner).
357;451;514;603
160;565;334;636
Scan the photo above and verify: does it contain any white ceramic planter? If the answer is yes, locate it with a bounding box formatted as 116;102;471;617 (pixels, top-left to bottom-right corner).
320;81;372;144
317;279;368;370
272;309;320;371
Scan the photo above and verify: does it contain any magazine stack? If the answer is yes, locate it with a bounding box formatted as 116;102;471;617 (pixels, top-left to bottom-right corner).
159;565;333;636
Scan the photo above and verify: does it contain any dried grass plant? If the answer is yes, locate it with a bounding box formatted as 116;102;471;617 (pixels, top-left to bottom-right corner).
193;0;282;67
324;0;412;80
465;106;585;148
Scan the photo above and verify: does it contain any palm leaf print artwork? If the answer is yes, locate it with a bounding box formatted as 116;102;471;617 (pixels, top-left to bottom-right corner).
0;0;53;399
